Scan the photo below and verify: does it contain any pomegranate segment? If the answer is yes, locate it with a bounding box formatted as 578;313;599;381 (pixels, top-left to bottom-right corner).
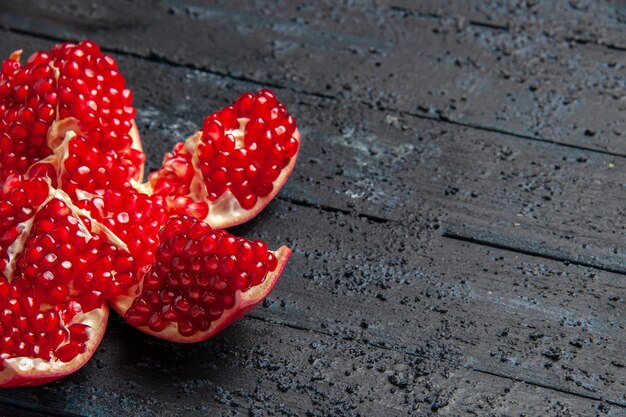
0;40;145;190
112;216;291;342
148;89;301;229
0;178;115;387
0;176;109;388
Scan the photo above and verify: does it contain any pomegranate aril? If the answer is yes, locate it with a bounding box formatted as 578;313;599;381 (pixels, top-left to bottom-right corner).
251;261;268;286
126;312;149;327
218;255;237;277
148;313;167;332
177;320;195;337
79;291;103;312
231;272;251;291
237;193;257;210
217;235;237;256
161;305;179;321
210;276;227;293
202;119;224;142
68;323;90;343
174;296;191;315
55;342;85;363
189;305;206;321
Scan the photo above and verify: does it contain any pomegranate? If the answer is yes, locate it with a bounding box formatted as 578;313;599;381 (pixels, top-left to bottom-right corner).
0;40;299;386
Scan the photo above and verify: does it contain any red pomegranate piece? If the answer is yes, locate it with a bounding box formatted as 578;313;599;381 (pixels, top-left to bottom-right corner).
0;42;144;191
115;215;290;342
0;40;299;386
0;175;108;387
147;88;300;228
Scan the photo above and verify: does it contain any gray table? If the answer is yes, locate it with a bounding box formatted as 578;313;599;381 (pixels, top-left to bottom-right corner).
0;1;624;415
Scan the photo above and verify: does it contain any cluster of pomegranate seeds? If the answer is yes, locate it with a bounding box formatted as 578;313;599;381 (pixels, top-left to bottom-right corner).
0;175;97;371
0;282;89;366
198;89;298;208
60;132;142;197
149;149;208;219
0;40;144;193
76;185;168;270
0;51;55;181
0;185;108;379
150;89;299;215
0;175;49;271
14;198;138;304
125;216;278;336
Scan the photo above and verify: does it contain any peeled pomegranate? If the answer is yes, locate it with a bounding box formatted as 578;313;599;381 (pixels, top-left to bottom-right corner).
0;40;298;386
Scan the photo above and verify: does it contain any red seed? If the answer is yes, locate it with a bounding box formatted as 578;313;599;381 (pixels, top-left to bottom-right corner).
68;323;90;343
55;342;84;362
217;235;237;256
148;313;167;332
177;320;195;337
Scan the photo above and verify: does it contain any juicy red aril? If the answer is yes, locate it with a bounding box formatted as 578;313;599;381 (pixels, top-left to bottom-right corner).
125;216;278;336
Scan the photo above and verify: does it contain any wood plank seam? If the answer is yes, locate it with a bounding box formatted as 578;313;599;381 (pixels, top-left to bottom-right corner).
566;37;626;52
246;314;626;408
390;4;626;53
278;196;393;224
391;107;626;159
471;367;625;408
442;231;626;276
4;25;626;161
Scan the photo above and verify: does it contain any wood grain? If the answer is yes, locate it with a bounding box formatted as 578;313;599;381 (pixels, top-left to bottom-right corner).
0;2;623;416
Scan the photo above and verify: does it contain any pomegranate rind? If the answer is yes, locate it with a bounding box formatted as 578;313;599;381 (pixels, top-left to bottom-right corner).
206;129;300;229
0;303;109;387
111;246;291;343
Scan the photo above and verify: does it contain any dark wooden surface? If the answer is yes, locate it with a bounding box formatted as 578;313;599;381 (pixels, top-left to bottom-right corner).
0;1;624;416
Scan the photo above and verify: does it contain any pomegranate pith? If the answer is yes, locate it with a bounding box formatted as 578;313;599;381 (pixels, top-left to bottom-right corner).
0;40;299;386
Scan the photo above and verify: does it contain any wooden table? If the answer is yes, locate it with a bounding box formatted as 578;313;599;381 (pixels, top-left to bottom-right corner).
0;1;624;415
